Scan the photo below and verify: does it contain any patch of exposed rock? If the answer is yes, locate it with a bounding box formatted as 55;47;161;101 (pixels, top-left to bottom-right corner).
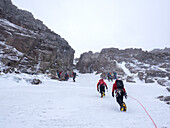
157;79;170;86
126;76;136;83
138;71;145;81
166;87;170;92
145;76;155;83
157;96;170;105
31;78;42;85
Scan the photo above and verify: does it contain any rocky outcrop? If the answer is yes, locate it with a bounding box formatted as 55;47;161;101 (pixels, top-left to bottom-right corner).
76;47;170;85
76;50;125;78
157;96;170;105
126;76;136;83
31;78;42;85
0;0;74;77
138;71;145;81
167;87;170;92
145;77;155;83
157;79;170;86
76;51;99;73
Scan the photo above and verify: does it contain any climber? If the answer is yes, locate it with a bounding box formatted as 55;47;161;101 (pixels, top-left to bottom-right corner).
112;79;127;111
72;72;77;82
64;72;69;81
107;72;113;82
57;71;62;79
113;72;117;79
97;79;108;98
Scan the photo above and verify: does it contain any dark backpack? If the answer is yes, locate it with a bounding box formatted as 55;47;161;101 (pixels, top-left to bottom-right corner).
116;80;124;89
73;73;76;76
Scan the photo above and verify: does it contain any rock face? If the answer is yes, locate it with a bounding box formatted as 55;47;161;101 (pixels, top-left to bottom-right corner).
0;0;74;76
76;47;170;85
76;48;144;77
76;50;124;79
76;51;99;73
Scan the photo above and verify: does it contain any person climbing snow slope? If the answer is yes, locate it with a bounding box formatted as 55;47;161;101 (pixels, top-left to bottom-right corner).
112;79;127;111
97;79;108;98
72;72;77;82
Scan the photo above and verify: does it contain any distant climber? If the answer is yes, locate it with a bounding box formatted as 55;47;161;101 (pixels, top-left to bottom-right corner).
113;72;117;79
97;79;108;98
57;71;62;79
64;72;69;81
112;79;127;111
72;72;77;82
107;72;113;82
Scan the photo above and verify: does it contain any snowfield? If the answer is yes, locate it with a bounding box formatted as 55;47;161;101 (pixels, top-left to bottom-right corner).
0;72;170;128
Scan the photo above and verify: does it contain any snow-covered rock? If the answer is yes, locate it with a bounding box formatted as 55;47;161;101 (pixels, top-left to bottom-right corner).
157;95;170;105
126;76;136;83
0;0;74;77
157;79;170;86
76;47;170;86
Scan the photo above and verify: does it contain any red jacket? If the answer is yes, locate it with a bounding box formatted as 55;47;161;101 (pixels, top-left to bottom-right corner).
112;80;126;93
97;79;108;90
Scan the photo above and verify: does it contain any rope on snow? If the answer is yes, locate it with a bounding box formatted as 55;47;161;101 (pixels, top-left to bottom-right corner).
128;95;157;128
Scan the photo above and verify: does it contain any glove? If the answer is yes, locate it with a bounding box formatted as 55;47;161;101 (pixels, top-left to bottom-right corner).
112;92;114;97
125;94;127;99
106;87;108;92
97;89;99;92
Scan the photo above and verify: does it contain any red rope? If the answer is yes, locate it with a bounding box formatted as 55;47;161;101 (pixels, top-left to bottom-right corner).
128;95;157;128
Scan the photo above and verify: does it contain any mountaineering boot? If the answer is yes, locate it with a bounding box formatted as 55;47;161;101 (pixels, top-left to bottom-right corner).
123;102;127;111
120;107;124;111
120;102;127;111
120;103;123;111
103;92;105;97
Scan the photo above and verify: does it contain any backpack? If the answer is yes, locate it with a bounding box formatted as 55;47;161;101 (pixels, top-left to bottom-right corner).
73;72;76;76
116;80;124;89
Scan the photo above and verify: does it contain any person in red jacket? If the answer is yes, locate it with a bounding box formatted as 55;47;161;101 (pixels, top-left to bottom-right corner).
97;79;108;98
112;79;127;111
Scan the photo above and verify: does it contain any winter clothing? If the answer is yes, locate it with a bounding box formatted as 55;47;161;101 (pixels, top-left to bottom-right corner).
97;79;108;97
57;72;62;79
72;72;77;82
112;80;126;95
107;72;113;82
113;72;117;79
112;80;127;107
112;92;114;97
64;73;69;81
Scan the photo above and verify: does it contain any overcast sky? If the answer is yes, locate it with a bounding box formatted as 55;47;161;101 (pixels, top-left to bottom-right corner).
12;0;170;57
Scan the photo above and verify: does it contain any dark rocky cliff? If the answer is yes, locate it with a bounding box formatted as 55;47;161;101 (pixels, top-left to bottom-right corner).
0;0;75;77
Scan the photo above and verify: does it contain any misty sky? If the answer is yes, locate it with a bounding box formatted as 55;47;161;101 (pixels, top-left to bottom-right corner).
12;0;170;57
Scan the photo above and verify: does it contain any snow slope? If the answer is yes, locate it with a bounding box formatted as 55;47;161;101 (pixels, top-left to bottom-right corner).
0;72;169;128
